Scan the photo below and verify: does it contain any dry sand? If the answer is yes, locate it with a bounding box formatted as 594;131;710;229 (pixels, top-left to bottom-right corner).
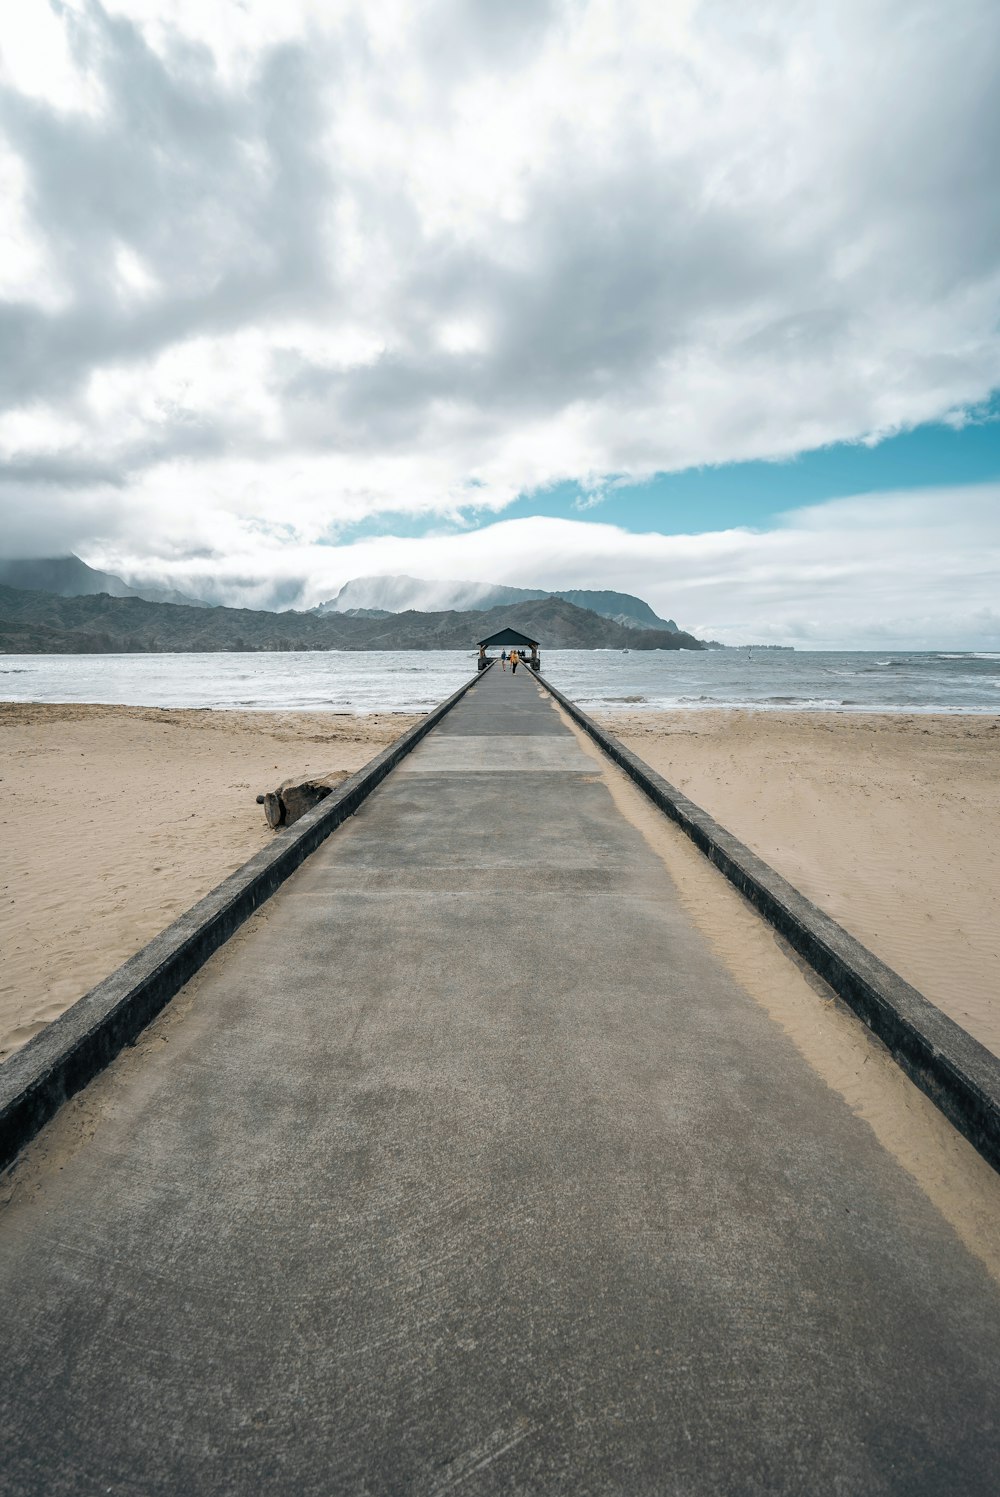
596;710;1000;1058
0;703;416;1061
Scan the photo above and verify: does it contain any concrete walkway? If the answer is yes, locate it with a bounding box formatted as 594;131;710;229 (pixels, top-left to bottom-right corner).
2;665;1000;1495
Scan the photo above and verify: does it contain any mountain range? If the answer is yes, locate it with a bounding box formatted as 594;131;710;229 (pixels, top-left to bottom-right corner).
0;555;202;608
0;554;707;652
0;586;705;654
0;556;684;632
314;575;679;632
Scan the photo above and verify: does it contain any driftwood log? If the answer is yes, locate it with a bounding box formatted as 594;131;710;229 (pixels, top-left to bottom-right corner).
255;771;350;829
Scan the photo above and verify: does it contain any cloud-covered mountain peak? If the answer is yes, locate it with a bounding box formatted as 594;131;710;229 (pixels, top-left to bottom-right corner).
315;576;679;632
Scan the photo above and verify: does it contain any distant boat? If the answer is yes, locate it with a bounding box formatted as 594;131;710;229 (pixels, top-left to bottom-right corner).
621;648;630;654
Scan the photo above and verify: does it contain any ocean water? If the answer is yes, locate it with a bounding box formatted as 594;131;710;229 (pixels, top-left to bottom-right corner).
1;648;999;714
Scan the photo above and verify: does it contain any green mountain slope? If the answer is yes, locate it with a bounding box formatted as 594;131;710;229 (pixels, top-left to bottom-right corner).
0;555;204;607
316;575;679;631
0;587;704;654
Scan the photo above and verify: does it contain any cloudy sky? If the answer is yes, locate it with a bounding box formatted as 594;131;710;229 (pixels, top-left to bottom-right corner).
1;0;999;645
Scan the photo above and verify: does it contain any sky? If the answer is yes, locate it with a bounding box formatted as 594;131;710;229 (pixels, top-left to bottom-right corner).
0;0;999;647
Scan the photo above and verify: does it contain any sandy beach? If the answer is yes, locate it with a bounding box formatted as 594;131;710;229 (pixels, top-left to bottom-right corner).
2;701;998;1065
0;703;416;1061
598;710;1000;1058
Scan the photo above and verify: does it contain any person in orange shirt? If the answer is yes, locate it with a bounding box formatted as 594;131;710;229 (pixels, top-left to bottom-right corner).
510;649;520;675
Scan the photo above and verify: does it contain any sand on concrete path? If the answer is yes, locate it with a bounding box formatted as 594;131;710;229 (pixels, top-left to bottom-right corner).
0;703;417;1061
598;709;1000;1058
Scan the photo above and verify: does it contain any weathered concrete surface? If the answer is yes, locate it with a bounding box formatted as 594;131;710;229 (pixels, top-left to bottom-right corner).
531;667;1000;1174
2;666;1000;1495
0;670;484;1176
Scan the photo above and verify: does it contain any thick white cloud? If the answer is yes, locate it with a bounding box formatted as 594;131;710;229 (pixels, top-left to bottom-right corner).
84;486;1000;650
0;0;999;641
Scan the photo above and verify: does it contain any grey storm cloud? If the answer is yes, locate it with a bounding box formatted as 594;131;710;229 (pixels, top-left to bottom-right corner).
0;0;998;570
280;165;803;450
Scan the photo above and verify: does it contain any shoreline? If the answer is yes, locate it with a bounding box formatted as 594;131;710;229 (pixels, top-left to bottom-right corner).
583;703;1000;717
2;700;997;1065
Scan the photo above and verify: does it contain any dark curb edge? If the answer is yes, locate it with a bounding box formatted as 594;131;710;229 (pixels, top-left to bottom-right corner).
0;665;492;1174
531;666;1000;1175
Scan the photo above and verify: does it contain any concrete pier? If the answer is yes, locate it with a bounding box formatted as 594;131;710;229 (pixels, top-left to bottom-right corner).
2;665;999;1494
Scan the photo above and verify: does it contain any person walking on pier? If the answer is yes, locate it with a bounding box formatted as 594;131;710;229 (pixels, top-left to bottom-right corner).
510;649;520;675
501;650;508;672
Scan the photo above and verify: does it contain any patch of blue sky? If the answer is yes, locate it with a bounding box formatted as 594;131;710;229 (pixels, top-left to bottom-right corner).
500;403;1000;534
327;404;1000;544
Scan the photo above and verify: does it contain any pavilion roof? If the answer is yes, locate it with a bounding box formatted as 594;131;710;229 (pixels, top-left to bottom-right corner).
477;627;539;649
